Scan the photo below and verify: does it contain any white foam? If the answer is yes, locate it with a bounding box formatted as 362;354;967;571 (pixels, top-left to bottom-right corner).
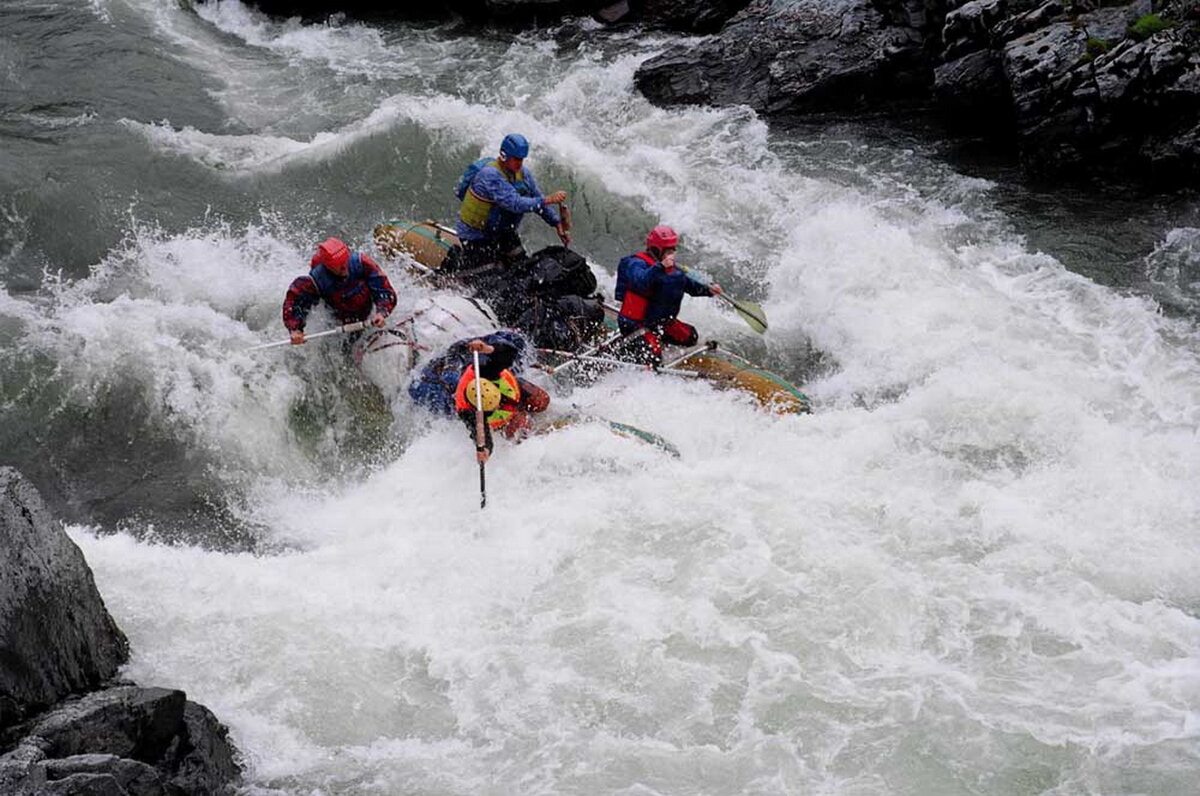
40;4;1200;792
120;118;351;172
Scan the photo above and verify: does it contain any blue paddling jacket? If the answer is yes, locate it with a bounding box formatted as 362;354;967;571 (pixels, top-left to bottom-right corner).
615;252;712;327
454;158;561;243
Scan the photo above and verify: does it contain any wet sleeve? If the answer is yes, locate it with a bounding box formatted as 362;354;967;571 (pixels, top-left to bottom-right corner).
282;276;320;331
683;274;713;297
360;254;397;316
477;168;544;215
525;170;561;227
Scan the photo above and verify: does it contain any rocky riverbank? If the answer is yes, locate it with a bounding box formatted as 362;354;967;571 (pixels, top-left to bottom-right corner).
221;0;1198;184
0;468;241;796
222;0;751;31
635;0;1200;183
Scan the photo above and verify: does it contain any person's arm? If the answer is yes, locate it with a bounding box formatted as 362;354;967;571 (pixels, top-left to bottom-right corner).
282;276;320;341
683;274;714;297
523;170;563;227
472;331;525;379
475;167;544;215
360;254;397;323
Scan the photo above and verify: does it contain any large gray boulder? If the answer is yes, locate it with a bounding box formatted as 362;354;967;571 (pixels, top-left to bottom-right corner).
0;469;241;795
634;0;1200;182
0;468;128;729
635;0;934;114
0;687;241;796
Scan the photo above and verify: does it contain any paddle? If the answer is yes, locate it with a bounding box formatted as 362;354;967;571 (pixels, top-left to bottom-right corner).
548;325;647;376
676;265;768;334
472;350;488;510
535;347;705;378
247;320;368;351
715;292;768;334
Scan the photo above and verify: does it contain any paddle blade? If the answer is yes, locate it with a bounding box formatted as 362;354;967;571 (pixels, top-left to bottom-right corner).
723;295;768;334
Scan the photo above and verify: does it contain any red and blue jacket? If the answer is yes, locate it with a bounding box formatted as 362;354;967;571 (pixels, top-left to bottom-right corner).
282;252;397;331
615;251;712;329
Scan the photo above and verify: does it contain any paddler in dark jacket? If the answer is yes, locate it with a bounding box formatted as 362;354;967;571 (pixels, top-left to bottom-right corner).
283;237;397;344
614;225;723;365
408;330;550;462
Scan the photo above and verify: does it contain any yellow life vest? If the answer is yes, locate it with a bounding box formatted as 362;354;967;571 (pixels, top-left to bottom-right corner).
458;160;527;231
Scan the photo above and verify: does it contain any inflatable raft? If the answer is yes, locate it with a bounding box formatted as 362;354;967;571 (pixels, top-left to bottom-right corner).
373;219;811;414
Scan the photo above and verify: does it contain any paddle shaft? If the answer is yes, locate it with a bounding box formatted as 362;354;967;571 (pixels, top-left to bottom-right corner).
536;348;705;378
548;325;646;375
472;350;487;510
247;320;368;351
676;264;768;333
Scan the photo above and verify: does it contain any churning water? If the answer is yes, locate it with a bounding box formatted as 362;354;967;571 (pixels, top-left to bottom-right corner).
2;1;1199;793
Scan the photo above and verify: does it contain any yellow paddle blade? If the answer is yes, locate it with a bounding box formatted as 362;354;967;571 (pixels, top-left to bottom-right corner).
722;294;768;334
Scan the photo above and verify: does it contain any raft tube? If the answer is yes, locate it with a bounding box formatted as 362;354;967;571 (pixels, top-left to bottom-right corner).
671;349;811;414
373;220;459;270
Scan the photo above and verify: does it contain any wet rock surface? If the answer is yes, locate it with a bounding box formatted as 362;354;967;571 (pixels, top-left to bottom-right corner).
1;468;241;795
220;0;750;30
634;0;1200;182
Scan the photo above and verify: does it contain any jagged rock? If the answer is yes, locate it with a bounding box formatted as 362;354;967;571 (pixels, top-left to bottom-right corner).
933;48;1014;127
0;468;128;729
162;703;240;796
636;0;933;113
637;0;751;31
990;0;1065;43
28;687;186;763
999;6;1200;175
942;0;1025;58
633;0;1198;181
0;471;241;795
40;773;127;796
44;755;163;796
0;739;50;795
1;687;241;796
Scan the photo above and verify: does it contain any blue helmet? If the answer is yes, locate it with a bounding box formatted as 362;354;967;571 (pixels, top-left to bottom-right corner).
499;133;530;160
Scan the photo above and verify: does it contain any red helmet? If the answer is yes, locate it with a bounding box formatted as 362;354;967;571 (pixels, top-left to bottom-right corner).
645;225;678;251
314;237;351;269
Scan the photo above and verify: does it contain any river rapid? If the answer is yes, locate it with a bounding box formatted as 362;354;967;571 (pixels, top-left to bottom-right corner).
2;1;1199;794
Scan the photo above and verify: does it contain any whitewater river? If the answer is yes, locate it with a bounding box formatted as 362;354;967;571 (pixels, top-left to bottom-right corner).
3;1;1200;793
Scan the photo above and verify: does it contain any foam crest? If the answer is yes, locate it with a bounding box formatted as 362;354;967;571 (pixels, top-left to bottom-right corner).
40;4;1200;792
4;221;321;482
1146;226;1200;313
120;119;363;173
